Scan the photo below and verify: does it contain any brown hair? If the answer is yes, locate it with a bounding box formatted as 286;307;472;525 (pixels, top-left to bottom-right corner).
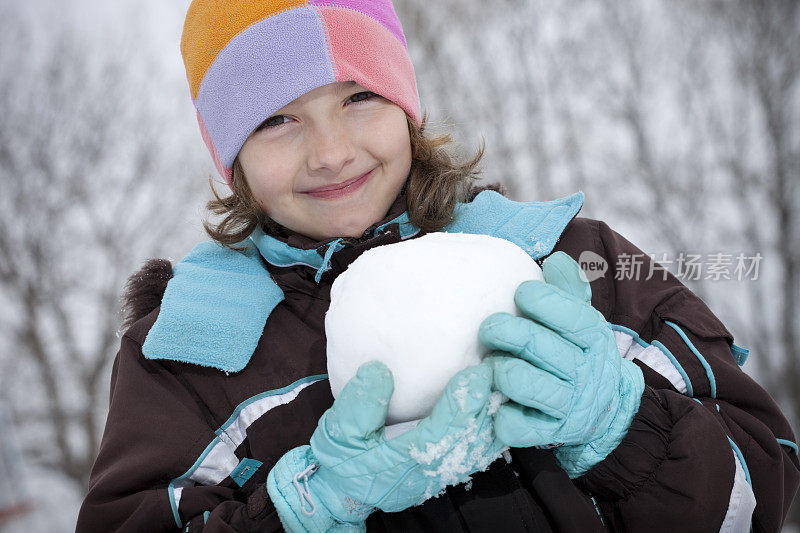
203;112;502;247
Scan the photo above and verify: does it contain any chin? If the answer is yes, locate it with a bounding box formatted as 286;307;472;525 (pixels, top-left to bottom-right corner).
336;221;372;239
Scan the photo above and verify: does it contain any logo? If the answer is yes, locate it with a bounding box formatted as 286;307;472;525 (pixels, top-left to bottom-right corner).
578;251;608;282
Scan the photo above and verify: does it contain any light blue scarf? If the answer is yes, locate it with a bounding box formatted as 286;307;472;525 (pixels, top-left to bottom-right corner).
142;190;584;372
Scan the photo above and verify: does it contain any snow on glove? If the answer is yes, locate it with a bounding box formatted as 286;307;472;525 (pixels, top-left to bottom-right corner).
479;251;645;478
266;360;507;532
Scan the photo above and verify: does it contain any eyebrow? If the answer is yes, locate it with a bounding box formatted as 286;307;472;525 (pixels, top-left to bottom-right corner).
275;82;362;114
338;81;359;91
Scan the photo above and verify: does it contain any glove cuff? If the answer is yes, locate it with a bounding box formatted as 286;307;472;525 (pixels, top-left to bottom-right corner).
555;359;646;478
266;446;367;533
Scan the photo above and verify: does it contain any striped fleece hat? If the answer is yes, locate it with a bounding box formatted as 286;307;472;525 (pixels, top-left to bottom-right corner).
181;0;422;185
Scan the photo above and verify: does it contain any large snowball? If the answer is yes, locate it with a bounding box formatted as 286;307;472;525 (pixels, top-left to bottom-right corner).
326;232;544;424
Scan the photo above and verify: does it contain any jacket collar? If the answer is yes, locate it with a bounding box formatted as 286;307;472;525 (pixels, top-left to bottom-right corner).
250;189;586;285
249;193;421;284
141;189;584;372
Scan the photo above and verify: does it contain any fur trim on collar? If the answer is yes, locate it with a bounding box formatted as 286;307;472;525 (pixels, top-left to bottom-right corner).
121;258;173;330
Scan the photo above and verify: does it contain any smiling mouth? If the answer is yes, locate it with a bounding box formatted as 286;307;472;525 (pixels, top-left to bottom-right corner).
303;169;375;193
302;169;375;199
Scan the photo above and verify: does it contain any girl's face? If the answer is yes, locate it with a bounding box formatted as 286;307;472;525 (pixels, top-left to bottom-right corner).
238;81;412;241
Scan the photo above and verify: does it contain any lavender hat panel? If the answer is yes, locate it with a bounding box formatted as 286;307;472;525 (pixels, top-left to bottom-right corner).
195;7;336;168
309;0;407;48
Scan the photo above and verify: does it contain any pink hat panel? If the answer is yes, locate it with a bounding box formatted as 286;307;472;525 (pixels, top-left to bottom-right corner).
195;110;232;182
317;6;421;125
309;0;408;48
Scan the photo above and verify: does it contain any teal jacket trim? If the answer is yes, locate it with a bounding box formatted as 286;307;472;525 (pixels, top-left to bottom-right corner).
249;210;422;283
249;224;330;270
608;324;649;347
230;458;263;487
374;210;420;239
166;374;328;527
731;343;749;366
777;438;799;455
142;190;584;372
315;239;346;283
169;434;219;528
727;436;752;486
651;340;695;397
664;320;717;398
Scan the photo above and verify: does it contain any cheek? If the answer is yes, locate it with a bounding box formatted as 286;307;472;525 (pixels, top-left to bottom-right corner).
240;149;293;202
394;133;413;175
375;115;412;166
246;179;271;210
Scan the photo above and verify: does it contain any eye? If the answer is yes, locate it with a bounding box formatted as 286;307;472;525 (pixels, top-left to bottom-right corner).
348;91;377;104
257;115;291;131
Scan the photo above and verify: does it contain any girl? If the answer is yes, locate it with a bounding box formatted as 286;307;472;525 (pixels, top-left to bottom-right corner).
78;1;798;531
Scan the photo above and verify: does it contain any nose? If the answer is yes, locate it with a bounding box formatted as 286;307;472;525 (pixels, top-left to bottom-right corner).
306;118;355;175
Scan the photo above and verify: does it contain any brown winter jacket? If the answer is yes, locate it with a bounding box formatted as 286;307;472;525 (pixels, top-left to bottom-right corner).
77;188;799;532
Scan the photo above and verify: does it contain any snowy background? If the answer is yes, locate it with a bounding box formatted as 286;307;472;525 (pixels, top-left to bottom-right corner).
0;0;798;530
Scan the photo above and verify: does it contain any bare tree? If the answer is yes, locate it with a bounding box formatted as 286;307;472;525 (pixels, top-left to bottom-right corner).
0;9;205;493
707;1;800;524
586;0;799;424
396;0;585;201
3;0;792;525
711;0;800;409
398;0;799;523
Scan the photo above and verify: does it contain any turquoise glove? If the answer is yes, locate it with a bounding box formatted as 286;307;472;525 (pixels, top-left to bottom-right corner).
266;360;506;532
479;251;644;478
